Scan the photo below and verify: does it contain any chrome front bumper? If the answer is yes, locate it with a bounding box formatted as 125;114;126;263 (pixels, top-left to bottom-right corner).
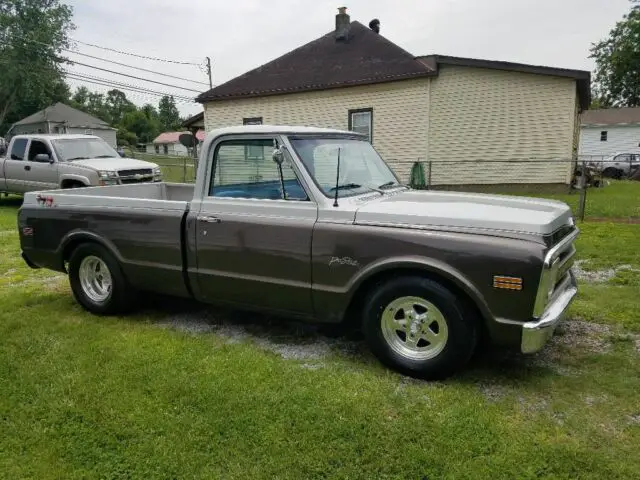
521;270;578;354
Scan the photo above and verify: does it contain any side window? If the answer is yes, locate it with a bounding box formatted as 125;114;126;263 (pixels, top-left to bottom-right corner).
600;131;608;142
27;140;51;161
210;138;307;201
10;138;28;160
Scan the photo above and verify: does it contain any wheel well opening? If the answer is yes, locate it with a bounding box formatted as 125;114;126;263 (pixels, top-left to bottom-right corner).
343;268;489;334
61;179;85;188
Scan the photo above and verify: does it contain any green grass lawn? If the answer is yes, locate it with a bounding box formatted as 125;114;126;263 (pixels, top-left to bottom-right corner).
529;181;640;219
1;190;639;478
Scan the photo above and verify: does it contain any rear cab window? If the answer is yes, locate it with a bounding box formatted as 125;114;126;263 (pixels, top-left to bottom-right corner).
10;138;28;160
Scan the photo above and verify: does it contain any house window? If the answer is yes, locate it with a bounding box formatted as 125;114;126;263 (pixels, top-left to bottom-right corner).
243;117;263;125
154;145;159;154
209;138;307;201
349;108;373;142
600;131;608;142
243;117;264;160
163;144;169;155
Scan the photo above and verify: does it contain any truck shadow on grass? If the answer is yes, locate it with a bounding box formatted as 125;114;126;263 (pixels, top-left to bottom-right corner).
137;293;594;383
0;196;23;209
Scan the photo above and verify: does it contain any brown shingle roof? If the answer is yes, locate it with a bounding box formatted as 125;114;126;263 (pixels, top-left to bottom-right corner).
195;21;434;103
581;107;640;126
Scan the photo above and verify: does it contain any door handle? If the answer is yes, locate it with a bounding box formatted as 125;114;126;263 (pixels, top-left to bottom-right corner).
198;215;221;223
24;165;31;171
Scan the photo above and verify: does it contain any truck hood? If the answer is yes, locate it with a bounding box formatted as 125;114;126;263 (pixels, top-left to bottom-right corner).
354;189;573;235
69;157;157;171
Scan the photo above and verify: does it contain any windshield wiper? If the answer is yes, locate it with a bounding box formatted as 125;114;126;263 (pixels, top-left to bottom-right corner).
329;183;363;192
66;156;89;161
93;155;115;158
378;181;408;190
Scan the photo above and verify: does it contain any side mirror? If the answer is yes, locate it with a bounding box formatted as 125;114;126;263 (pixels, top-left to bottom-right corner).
272;146;285;165
34;153;52;163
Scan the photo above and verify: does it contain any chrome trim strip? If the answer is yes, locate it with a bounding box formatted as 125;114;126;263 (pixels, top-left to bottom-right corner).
544;228;580;268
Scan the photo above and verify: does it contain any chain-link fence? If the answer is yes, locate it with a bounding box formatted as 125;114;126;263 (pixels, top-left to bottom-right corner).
406;157;638;221
130;148;638;222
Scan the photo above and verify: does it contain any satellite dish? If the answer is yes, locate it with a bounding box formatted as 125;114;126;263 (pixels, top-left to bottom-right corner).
179;133;198;148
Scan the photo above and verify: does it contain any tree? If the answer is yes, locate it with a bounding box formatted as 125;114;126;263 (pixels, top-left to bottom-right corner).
158;95;181;131
105;89;135;125
590;1;640;107
0;0;74;132
121;110;161;144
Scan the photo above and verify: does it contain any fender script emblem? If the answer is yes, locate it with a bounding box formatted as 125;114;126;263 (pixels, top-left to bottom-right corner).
329;256;359;267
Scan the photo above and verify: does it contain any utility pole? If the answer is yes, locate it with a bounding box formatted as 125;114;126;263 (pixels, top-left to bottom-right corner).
206;57;212;88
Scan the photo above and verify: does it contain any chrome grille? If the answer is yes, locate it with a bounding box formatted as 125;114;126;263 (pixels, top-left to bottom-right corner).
118;169;152;177
533;226;579;318
117;168;154;184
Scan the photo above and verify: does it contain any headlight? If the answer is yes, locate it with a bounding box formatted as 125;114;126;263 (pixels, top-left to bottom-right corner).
98;170;118;179
153;167;162;176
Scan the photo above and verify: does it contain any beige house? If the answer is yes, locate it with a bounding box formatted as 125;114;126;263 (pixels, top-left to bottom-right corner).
196;9;590;186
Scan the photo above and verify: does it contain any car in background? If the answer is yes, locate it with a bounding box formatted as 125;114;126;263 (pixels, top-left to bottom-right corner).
587;152;640;179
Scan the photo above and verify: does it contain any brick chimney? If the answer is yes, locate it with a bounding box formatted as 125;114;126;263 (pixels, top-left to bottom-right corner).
335;7;350;42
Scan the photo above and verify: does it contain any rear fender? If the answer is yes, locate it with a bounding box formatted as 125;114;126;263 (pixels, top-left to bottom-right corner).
57;230;124;271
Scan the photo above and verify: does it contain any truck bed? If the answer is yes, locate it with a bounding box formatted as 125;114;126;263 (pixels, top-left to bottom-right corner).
22;182;194;211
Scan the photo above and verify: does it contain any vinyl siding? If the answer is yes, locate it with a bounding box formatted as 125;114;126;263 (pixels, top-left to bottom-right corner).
579;125;640;158
428;65;577;185
203;79;430;182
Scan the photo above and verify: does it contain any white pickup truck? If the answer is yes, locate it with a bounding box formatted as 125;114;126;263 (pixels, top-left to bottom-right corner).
0;134;162;194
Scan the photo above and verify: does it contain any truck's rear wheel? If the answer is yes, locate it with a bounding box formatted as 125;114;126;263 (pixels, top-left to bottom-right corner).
362;275;478;380
68;243;133;315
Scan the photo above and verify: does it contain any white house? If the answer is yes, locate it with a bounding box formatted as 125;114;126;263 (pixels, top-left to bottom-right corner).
579;107;640;159
194;7;591;187
147;130;205;156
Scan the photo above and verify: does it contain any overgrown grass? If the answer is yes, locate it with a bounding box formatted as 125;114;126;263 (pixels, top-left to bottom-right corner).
1;193;639;479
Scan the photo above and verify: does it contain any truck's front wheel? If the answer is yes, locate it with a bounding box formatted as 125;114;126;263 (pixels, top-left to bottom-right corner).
362;276;478;380
68;243;133;315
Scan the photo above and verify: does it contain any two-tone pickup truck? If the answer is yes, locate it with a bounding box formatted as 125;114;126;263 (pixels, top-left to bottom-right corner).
1;134;162;194
17;125;578;379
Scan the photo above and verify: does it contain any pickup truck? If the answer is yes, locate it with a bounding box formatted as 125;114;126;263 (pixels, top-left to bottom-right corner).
1;134;162;194
17;125;579;379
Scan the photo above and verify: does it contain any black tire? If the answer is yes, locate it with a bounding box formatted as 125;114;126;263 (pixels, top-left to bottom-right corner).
68;243;134;315
362;275;478;380
602;167;623;180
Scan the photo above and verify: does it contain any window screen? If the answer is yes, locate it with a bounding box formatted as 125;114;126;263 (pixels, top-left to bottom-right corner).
349;109;373;142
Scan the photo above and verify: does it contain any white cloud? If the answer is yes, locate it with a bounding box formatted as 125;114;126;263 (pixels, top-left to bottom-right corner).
65;0;632;117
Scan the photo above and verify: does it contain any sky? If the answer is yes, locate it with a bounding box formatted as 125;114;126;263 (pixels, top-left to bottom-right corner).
64;0;633;118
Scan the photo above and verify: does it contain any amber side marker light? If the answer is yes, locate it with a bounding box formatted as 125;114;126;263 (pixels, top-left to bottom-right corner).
493;276;523;291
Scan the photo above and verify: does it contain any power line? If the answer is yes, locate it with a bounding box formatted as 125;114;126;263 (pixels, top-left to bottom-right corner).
70;38;202;66
64;49;210;86
3;33;209;88
65;76;196;104
65;72;195;102
61;57;203;93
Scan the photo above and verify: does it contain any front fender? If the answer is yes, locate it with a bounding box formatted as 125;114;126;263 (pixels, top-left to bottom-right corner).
345;255;494;322
59;173;93;187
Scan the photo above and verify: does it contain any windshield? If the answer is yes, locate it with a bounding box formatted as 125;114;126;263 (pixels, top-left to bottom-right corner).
51;138;119;161
288;136;400;198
